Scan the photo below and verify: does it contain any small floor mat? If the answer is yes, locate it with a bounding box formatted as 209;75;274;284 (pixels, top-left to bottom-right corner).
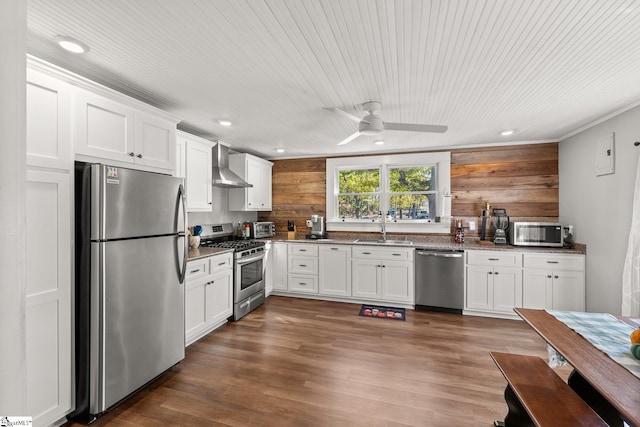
358;304;405;321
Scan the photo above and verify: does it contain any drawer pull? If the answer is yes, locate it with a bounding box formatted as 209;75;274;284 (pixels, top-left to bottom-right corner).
362;252;372;255
299;264;307;267
488;258;499;261
190;269;201;274
331;247;339;250
299;282;307;286
218;262;227;266
392;253;401;256
546;261;559;264
300;249;307;252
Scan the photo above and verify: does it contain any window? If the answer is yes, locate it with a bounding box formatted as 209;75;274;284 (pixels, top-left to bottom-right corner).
326;152;451;233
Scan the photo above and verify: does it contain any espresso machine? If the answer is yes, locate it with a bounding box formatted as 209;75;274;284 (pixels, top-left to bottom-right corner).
306;215;327;239
492;208;509;245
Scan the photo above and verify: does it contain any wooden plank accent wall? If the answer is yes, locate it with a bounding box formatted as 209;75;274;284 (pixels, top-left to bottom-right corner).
258;142;558;237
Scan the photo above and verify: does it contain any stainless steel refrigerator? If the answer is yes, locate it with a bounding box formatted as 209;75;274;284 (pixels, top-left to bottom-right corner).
72;162;187;422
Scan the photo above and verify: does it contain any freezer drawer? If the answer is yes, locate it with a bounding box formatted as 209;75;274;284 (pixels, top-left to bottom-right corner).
91;235;185;413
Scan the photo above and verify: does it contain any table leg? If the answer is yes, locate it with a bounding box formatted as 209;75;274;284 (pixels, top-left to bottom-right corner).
568;369;623;427
494;385;535;427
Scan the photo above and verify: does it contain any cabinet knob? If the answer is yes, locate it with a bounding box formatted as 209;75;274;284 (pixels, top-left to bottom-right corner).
494;271;499;275
488;271;493;275
554;275;559;279
547;275;552;278
137;154;143;159
129;152;135;157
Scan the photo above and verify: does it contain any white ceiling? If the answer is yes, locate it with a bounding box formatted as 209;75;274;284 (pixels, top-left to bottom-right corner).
26;0;640;159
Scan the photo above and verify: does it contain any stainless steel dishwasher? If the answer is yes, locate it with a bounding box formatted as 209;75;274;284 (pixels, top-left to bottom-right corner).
414;249;464;314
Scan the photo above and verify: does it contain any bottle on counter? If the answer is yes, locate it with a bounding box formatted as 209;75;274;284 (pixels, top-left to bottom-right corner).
236;221;243;238
455;219;464;243
244;223;251;239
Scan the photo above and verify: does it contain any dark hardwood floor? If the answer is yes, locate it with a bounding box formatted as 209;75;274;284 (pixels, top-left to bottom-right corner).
68;296;552;426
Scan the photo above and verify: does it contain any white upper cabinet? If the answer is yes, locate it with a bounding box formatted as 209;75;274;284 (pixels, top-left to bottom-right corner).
228;153;273;211
176;131;213;212
74;88;178;173
134;111;177;170
26;68;72;169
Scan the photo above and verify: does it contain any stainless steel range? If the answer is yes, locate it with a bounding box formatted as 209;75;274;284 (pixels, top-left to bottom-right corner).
198;223;266;320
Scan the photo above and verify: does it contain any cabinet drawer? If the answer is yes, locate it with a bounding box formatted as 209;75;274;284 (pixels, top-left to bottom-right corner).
186;258;209;281
352;246;413;261
466;250;522;267
288;274;319;293
210;252;233;274
288;244;318;256
288;256;319;275
523;253;584;270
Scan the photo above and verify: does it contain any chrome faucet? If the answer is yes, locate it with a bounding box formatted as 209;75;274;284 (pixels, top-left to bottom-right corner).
379;211;387;241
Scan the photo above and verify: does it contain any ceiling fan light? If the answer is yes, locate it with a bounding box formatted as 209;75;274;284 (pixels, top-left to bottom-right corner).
275;148;285;153
500;129;515;136
218;120;233;126
374;140;384;145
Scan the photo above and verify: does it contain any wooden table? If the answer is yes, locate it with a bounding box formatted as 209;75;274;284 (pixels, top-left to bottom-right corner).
515;308;640;427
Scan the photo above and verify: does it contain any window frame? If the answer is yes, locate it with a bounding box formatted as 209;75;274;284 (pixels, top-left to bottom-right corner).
326;152;451;234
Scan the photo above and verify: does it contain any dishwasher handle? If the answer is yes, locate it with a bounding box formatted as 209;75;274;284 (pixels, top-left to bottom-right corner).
416;250;463;258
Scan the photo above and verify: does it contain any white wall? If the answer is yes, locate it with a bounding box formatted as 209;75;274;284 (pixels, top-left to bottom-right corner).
187;186;257;228
0;0;27;415
559;104;640;315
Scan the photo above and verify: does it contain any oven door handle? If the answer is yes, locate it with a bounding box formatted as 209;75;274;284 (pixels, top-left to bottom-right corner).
236;252;265;266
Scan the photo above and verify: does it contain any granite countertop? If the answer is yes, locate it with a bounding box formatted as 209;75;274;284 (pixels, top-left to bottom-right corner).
265;233;586;255
187;246;234;261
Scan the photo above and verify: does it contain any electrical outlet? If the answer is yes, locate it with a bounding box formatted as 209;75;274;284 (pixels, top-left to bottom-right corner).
469;221;476;231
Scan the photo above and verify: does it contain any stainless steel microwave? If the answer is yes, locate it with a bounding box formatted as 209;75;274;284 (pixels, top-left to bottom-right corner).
508;222;564;247
248;221;275;239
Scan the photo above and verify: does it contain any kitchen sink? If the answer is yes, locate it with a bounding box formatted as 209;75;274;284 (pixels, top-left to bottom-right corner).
354;239;413;245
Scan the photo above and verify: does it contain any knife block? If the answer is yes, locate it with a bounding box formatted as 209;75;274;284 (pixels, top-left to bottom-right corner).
287;226;296;240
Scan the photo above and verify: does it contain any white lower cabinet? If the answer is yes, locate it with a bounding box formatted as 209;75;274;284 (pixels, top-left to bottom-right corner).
465;249;586;318
273;243;414;305
272;242;288;291
465;250;523;317
25;170;73;427
466;265;523;313
522;253;585;311
351;247;414;304
185;252;233;346
288;244;319;294
319;246;351;297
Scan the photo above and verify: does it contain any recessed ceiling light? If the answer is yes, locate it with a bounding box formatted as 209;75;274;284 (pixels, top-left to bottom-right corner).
54;36;89;54
275;148;285;153
218;120;233;126
374;140;385;145
500;129;515;136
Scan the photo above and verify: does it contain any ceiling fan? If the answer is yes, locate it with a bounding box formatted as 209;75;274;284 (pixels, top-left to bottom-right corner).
325;101;448;145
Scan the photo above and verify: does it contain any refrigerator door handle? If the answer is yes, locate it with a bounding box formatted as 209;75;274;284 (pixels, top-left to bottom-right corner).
177;184;188;284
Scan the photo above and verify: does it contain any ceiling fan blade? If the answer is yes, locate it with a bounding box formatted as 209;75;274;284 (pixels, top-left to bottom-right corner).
324;107;363;123
337;131;361;146
384;122;448;133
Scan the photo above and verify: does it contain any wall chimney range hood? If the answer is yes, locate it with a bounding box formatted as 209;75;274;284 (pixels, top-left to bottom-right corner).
212;144;252;188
